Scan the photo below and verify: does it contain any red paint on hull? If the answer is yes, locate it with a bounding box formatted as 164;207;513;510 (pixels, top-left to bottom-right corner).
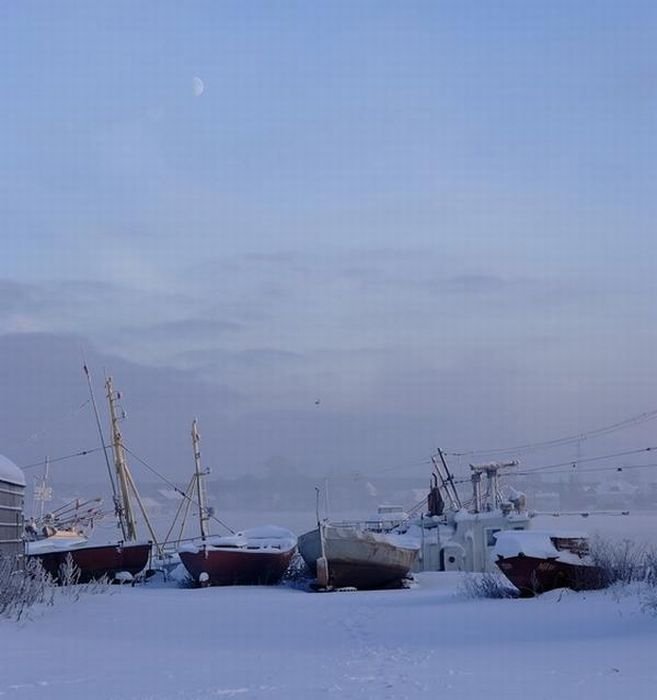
28;542;152;583
496;555;604;596
179;546;295;586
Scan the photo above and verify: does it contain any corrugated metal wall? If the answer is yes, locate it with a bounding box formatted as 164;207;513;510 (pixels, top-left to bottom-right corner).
0;479;24;563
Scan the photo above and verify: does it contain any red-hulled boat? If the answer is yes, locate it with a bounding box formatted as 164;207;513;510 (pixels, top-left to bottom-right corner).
27;539;152;583
26;373;157;583
494;530;604;596
178;527;296;586
175;420;297;586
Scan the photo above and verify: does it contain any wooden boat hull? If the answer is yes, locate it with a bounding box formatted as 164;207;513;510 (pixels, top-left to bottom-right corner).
179;546;296;586
496;555;604;596
298;527;418;590
27;542;152;583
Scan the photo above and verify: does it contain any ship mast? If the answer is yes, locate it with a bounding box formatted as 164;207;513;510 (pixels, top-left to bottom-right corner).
33;455;52;521
191;418;210;541
431;448;462;511
469;460;519;512
106;376;138;541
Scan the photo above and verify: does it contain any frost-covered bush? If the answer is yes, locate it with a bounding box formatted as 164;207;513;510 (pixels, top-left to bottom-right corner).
641;586;657;615
57;553;81;587
1;554;110;622
589;537;650;587
586;538;657;615
280;552;313;590
0;556;55;621
459;572;519;599
639;549;657;615
643;548;657;588
55;554;111;599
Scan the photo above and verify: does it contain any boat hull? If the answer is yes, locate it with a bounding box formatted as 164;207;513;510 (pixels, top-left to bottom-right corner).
179;546;295;586
298;527;418;590
496;555;604;596
27;542;152;583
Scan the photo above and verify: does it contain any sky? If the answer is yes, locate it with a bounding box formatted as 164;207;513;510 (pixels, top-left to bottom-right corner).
1;2;656;484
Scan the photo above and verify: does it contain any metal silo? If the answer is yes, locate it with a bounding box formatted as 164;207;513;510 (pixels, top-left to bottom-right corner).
0;455;25;566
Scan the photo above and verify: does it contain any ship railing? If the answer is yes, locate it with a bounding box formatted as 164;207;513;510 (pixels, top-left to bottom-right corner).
328;518;409;533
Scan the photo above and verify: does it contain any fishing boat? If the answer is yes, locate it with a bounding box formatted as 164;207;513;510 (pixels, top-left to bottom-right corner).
176;420;296;586
401;454;532;574
27;538;153;583
401;451;612;594
299;453;532;588
25;458;105;547
26;372;155;582
494;530;604;596
298;523;419;590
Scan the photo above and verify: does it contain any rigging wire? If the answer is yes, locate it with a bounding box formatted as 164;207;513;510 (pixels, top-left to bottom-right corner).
83;362;118;500
19;446;108;471
5;398;92;448
122;444;235;535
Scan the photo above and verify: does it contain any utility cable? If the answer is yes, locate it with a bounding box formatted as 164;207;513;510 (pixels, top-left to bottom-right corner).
445;408;657;458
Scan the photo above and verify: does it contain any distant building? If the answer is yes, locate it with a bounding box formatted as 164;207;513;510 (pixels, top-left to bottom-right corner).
592;478;639;509
532;490;561;512
0;455;26;565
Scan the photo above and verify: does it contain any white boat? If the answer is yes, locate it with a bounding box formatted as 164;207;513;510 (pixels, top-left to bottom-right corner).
399;455;532;574
298;523;419;590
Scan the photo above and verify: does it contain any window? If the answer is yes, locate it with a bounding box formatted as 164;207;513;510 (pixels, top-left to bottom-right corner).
486;528;501;546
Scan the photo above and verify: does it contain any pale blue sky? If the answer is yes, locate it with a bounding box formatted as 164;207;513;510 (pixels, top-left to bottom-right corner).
1;2;656;474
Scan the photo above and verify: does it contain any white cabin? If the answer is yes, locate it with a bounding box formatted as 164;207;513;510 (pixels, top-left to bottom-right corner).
404;458;532;573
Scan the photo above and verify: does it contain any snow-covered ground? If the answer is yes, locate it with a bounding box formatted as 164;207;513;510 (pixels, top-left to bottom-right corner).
2;572;656;700
4;509;656;699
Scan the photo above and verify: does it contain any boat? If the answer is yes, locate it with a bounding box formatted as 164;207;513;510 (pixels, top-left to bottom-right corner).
179;526;297;586
402;456;532;574
494;530;604;596
25;462;106;550
333;452;532;577
176;420;296;586
26;372;155;582
296;451;533;589
26;537;153;583
298;523;419;590
399;451;610;593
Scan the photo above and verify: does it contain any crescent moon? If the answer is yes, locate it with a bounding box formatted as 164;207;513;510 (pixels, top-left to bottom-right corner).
192;76;205;97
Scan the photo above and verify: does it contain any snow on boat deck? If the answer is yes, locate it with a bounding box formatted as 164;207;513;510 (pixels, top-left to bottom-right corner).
1;573;656;699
